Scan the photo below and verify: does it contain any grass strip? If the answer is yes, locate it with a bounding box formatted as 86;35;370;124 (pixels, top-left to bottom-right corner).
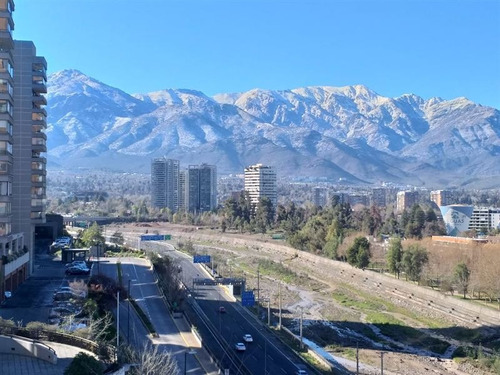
129;298;157;336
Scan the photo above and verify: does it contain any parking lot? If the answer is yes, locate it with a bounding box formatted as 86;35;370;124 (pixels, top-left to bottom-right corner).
0;252;90;327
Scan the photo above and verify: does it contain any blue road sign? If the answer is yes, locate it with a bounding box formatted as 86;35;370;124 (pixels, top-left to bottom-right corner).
193;255;211;264
241;291;255;307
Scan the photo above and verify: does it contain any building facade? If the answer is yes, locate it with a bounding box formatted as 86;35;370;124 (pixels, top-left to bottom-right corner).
371;188;387;207
0;0;47;302
186;164;217;213
244;164;277;207
430;190;451;207
151;158;180;211
396;191;418;212
469;207;500;233
313;187;327;207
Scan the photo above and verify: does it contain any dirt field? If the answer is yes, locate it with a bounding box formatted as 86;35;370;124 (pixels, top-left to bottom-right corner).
103;222;500;375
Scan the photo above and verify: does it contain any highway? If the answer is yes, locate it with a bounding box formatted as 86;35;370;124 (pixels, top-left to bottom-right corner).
147;242;315;375
98;257;205;375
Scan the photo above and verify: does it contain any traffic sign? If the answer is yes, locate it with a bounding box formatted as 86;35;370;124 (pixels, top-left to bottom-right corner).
193;255;211;264
241;291;255;307
140;234;171;241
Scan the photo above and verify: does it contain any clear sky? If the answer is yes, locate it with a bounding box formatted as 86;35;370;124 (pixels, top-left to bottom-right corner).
14;0;500;108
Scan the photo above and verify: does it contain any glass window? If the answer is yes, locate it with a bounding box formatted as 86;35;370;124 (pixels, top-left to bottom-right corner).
32;112;46;121
32;138;45;146
0;120;12;134
0;181;10;196
0;99;12;115
0;222;11;236
0;140;12;155
0;202;11;215
0;79;12;95
0;161;9;173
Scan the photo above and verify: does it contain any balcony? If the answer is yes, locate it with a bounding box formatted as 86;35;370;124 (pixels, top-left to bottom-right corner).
32;82;47;94
3;252;30;277
32;107;46;117
32;94;47;106
30;210;45;224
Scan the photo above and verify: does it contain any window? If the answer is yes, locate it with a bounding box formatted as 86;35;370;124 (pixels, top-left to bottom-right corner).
0;222;11;236
0;181;10;196
0;140;12;155
32;138;45;146
0;202;11;215
0;161;9;174
32;112;46;121
0;99;12;115
0;59;13;77
0;79;12;96
0;120;12;134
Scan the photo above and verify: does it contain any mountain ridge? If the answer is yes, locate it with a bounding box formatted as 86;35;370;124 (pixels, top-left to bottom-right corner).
45;69;500;187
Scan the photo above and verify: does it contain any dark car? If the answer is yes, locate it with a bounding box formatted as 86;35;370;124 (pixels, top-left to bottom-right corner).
65;266;90;275
218;306;226;313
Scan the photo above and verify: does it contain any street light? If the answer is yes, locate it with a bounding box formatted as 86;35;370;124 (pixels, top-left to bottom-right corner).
184;348;197;375
127;278;137;343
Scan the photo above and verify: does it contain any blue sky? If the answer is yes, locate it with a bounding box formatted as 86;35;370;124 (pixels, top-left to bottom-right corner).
14;0;500;108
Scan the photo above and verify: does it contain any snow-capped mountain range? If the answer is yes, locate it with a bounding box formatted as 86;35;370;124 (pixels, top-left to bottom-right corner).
46;69;500;187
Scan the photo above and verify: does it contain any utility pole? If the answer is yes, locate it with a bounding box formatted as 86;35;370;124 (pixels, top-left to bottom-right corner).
257;266;260;317
278;281;282;330
299;308;303;349
117;290;120;350
380;351;385;375
356;342;359;375
127;279;131;343
267;298;271;326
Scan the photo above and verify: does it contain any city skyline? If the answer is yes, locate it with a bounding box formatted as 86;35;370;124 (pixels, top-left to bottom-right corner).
13;0;500;109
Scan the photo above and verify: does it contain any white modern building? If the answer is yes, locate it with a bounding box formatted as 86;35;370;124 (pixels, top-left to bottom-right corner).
469;207;500;233
244;164;277;207
439;205;474;236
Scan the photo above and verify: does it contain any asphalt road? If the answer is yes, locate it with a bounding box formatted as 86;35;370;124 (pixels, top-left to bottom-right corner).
99;258;205;375
150;243;314;375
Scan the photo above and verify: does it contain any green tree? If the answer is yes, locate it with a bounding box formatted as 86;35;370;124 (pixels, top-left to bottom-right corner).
347;236;371;269
64;352;103;375
80;222;105;247
454;262;471;299
386;237;403;278
254;197;274;233
402;244;428;283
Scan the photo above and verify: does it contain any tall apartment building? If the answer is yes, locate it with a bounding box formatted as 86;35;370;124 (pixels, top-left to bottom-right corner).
186;164;217;213
396;191;418;212
0;0;47;302
151;158;180;211
12;41;47;273
244;164;277;207
313;187;327;207
178;169;186;211
371;188;387;207
430;190;451;207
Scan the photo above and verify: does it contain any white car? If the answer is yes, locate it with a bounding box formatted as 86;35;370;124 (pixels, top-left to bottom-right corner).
243;334;253;343
234;342;246;351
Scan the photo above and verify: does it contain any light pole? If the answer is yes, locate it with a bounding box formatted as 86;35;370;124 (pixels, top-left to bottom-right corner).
116;290;120;350
127;278;136;343
184;348;197;375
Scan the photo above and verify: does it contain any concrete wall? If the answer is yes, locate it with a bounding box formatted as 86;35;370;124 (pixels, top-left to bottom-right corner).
0;334;57;364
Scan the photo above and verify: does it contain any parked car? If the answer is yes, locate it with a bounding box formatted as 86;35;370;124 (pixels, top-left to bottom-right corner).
65;261;87;269
65;266;90;275
234;342;246;352
243;334;253;343
218;306;226;313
